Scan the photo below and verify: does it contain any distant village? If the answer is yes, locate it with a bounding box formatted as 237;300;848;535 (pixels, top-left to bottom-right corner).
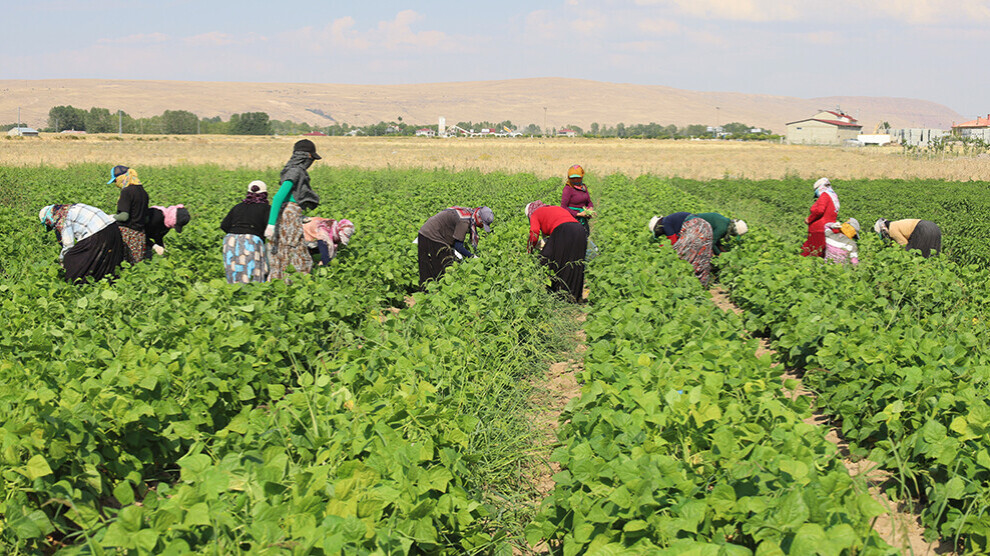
6;105;990;148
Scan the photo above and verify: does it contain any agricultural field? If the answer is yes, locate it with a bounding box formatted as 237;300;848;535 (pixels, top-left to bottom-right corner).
2;158;990;553
4;134;990;181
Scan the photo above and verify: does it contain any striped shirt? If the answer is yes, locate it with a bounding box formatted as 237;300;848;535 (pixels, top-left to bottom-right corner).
59;204;114;259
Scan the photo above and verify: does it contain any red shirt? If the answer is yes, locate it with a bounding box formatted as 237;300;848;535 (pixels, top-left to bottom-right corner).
806;194;837;234
528;206;578;250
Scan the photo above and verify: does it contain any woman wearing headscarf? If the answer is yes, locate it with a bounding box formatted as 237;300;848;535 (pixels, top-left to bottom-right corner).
145;205;190;258
802;177;839;257
417;206;494;289
303;217;355;266
560;164;595;236
648;213;715;287
825;218;861;265
39;203;127;283
526;201;587;302
220;181;271;284
107;165;150;263
694;212;748;255
873;218;942;258
264;139;322;281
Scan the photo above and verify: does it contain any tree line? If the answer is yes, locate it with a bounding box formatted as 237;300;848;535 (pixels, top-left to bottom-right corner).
26;105;777;140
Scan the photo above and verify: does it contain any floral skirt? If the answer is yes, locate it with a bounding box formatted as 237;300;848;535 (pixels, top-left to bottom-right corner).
119;227;147;263
267;203;312;281
223;234;267;283
675;218;714;287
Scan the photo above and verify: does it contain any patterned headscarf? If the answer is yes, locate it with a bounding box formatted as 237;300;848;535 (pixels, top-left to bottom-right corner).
567;165;586;190
109;167;142;189
39;204;71;231
150;205;186;229
244;180;269;204
449;206;487;248
813;177;839;211
524;201;546;219
874;218;890;239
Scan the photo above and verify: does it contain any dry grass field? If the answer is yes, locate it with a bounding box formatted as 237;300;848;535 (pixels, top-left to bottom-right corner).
3;134;990;181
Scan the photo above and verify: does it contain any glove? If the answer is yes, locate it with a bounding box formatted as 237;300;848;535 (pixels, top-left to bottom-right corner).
264;225;276;240
152;244;165;256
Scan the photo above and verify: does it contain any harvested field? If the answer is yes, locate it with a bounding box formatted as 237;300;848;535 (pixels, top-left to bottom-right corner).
4;134;990;180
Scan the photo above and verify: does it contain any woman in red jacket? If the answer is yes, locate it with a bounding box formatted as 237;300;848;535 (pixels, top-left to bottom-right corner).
526;201;587;302
802;177;839;257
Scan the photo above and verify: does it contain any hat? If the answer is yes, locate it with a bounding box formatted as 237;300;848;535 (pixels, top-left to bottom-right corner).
847;217;861;234
293;139;321;160
477;206;494;232
107;165;129;184
567;164;584;179
734;219;748;235
248;180;267;194
648;215;661;235
173;207;191;233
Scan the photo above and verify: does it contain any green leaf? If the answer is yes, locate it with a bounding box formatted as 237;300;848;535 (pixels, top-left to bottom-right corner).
22;454;53;480
114;481;135;505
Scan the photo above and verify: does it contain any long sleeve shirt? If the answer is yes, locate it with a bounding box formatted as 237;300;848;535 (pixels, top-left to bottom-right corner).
116;184;149;231
267;180;299;226
58;204;115;260
222;202;270;238
806;194;837;234
695;212;731;254
888;219;921;246
528;206;577;251
560;186;594;218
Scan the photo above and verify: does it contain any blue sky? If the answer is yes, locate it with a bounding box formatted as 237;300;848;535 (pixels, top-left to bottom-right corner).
3;0;989;118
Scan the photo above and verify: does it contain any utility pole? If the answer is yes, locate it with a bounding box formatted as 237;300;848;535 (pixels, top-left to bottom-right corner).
543;107;547;137
715;106;720;138
17;107;21;129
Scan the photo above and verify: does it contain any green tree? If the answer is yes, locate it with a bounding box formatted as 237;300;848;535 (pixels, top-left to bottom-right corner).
48;105;87;132
723;122;750;136
162;110;199;134
85;107;115;133
229;112;272;135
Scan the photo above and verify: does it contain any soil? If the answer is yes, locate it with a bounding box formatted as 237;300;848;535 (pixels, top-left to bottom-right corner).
520;308;587;554
709;287;953;555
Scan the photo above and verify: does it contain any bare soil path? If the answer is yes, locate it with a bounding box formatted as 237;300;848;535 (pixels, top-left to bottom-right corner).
709;287;952;555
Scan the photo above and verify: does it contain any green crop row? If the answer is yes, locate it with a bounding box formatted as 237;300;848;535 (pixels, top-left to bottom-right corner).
718;234;990;552
527;176;893;555
0;165;578;553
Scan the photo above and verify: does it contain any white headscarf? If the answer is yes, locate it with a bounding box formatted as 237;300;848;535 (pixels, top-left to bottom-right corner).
813;177;840;211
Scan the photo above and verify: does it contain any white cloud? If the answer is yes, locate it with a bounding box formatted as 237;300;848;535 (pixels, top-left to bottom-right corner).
868;0;990;24
633;0;801;22
638;18;680;35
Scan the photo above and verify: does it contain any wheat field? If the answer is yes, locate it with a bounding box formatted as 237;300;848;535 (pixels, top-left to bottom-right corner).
3;134;989;181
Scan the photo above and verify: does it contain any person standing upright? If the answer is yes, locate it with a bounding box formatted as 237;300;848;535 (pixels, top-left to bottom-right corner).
265;139;322;281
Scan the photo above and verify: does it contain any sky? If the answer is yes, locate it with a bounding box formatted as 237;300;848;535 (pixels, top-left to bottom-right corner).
2;0;989;118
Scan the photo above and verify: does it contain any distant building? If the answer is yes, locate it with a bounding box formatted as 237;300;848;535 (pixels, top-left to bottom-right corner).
952;114;990;139
8;127;39;137
786;110;862;145
60;129;86;135
415;128;436;137
303;131;327;136
556;128;577;137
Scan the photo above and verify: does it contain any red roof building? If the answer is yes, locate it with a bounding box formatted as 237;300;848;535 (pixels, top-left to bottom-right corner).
786;110;862;145
952;114;990;132
303;131;327;136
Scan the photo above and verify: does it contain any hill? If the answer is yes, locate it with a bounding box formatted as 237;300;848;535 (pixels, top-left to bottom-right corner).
0;78;964;133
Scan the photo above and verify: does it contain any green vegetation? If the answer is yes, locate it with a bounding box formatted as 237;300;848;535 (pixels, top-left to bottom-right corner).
3;166;989;552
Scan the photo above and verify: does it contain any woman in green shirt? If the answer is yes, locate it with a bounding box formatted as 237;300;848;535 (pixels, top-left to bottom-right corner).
264;139;322;281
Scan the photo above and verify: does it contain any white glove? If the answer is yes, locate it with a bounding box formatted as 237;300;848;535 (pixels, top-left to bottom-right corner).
152;244;165;256
264;225;276;240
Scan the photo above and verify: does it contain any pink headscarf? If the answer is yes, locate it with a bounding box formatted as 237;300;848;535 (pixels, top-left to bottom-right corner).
151;204;185;228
